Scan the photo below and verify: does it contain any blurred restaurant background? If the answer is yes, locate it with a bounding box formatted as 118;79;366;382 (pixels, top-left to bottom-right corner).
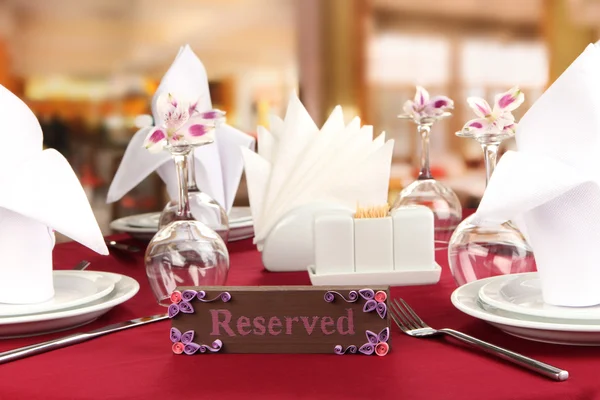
0;0;596;234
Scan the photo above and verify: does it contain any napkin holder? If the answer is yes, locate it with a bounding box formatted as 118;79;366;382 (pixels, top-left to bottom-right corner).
260;202;352;272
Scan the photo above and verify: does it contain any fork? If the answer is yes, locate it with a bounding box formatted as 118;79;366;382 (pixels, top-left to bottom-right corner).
389;298;569;381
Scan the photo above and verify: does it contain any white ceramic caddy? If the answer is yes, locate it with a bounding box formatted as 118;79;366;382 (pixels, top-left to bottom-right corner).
259;202;441;286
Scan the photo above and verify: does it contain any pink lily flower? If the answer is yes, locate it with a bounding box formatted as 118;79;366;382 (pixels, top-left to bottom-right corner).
402;86;454;122
461;86;524;137
144;93;226;153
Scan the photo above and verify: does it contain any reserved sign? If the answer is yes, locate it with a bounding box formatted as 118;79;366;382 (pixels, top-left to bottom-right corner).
169;286;391;355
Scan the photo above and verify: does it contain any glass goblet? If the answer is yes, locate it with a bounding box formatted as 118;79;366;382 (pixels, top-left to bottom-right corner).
448;130;535;286
159;147;230;242
391;114;462;249
146;144;230;306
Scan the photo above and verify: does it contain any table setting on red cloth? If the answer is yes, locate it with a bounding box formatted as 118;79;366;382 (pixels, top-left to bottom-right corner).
6;40;600;400
0;230;596;400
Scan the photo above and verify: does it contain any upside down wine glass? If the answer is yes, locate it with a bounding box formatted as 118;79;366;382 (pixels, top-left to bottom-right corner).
391;89;462;250
158;147;230;242
144;93;229;306
146;144;230;305
448;87;536;286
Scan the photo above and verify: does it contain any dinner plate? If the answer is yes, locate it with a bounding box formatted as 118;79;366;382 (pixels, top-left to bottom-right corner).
451;274;600;345
0;271;139;338
479;273;600;321
109;206;254;241
126;213;159;228
0;271;115;317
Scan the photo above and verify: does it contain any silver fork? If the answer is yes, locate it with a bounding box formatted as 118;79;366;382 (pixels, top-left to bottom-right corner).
389;298;569;381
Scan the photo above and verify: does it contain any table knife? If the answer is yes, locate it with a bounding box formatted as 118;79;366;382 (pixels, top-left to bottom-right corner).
106;240;141;253
0;314;168;364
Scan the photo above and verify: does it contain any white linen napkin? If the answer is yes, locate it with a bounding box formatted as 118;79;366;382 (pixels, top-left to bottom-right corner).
0;85;108;304
243;93;394;245
106;45;255;212
473;43;600;307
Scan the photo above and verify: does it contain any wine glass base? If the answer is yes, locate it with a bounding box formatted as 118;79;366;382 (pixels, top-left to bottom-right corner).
145;220;230;305
448;215;536;286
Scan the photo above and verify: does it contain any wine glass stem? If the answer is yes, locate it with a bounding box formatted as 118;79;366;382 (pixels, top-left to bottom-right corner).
481;143;499;187
186;150;199;192
418;124;432;180
173;150;191;218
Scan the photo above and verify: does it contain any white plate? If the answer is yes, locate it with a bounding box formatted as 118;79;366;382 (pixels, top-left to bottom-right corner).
0;271;115;317
0;271;139;338
126;213;159;228
452;274;600;345
109;206;254;241
479;273;600;321
228;207;253;224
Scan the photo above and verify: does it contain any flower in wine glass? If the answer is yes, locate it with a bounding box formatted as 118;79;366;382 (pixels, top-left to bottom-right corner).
402;86;454;122
461;86;524;137
143;93;226;153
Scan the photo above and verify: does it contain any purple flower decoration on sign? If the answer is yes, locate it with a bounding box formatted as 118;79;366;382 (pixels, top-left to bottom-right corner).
334;328;390;356
168;301;194;318
168;290;232;318
324;290;358;303
324;289;387;319
334;345;357;355
170;327;223;355
360;289;387;319
358;327;389;356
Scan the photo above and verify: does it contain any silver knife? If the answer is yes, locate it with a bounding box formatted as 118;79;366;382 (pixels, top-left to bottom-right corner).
0;314;168;364
105;240;141;253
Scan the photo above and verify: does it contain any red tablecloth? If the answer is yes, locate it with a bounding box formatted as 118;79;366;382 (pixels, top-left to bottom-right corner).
0;234;598;399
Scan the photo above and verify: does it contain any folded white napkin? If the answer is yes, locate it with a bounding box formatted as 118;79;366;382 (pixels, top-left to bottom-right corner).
474;43;600;307
0;85;108;304
243;93;394;245
107;45;255;212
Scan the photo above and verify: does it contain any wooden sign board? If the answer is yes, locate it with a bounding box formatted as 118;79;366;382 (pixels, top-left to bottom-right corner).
168;286;391;355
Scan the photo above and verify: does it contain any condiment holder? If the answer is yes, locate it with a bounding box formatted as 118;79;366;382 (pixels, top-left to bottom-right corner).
309;205;441;286
259;201;440;286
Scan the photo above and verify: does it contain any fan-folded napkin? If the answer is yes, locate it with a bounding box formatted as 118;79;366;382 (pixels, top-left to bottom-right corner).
0;85;108;304
243;93;394;246
474;43;600;306
107;45;255;212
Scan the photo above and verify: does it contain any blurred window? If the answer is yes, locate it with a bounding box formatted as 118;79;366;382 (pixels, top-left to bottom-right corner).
368;33;451;159
368;32;548;162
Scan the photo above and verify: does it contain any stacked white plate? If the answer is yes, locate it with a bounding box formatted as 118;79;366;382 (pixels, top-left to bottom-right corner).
0;271;139;338
109;206;254;241
451;272;600;345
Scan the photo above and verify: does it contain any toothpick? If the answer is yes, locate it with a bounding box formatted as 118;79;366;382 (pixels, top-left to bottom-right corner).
354;204;390;219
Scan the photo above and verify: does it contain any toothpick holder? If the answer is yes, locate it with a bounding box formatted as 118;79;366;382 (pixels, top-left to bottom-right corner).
309;206;441;286
354;217;394;273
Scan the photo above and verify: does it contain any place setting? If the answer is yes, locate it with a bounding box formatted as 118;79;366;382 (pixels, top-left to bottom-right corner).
449;42;600;347
0;85;140;338
106;45;255;243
